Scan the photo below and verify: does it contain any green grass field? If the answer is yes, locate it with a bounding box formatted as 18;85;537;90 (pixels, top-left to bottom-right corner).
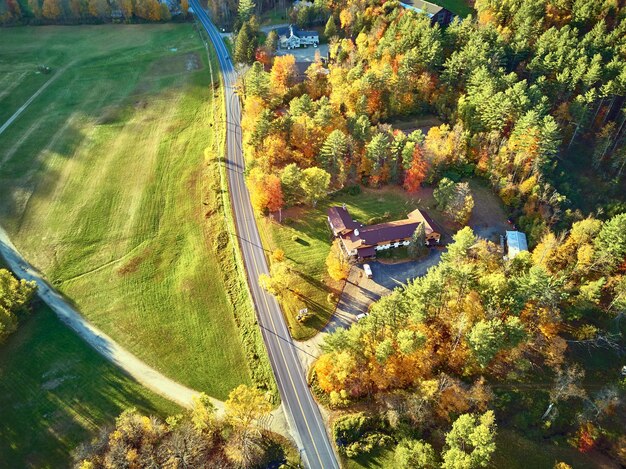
258;186;443;340
431;0;473;17
0;24;257;400
0;301;179;468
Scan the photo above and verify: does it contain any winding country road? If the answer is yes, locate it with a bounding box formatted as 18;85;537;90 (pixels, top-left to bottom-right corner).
189;3;339;468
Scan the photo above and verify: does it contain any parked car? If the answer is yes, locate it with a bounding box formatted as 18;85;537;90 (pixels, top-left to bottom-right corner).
363;263;373;279
356;313;368;321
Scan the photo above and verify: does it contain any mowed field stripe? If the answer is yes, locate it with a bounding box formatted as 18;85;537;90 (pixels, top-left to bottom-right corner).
1;24;256;400
0;63;72;137
0;118;45;169
0;71;28;102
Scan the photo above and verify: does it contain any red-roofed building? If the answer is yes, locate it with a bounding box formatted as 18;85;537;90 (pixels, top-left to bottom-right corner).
327;206;441;259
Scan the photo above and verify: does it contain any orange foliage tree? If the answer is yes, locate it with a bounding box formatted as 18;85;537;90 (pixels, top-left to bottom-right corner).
403;146;428;192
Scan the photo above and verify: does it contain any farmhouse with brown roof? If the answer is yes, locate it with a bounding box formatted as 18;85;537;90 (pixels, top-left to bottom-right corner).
327;206;441;259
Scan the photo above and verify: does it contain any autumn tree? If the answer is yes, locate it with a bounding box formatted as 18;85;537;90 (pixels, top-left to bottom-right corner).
191;392;216;433
258;261;296;298
403;145;428;192
270;54;298;99
119;0;133;19
42;0;62;19
0;269;36;342
6;0;22;20
327;240;350;280
225;384;272;429
88;0;110;19
28;0;42;18
160;3;171;21
248;168;284;214
300;167;331;206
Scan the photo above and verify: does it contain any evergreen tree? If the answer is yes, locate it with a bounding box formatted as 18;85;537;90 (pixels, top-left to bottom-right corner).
246;61;270;99
324;15;337;39
234;21;257;64
408;223;427;259
280;163;304;205
237;0;254;23
318;129;348;175
266;30;278;54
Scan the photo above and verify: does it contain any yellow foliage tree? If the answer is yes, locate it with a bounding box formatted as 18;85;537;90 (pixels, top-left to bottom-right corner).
326;240;350;281
42;0;62;19
269;55;297;99
225;384;272;429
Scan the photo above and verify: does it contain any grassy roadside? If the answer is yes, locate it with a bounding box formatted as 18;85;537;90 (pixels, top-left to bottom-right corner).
0;24;258;400
194;20;278;401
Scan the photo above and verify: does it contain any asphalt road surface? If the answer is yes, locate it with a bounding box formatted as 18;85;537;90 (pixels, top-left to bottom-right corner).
189;3;339;468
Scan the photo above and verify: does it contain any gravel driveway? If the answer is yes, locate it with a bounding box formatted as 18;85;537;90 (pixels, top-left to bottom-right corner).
295;250;442;371
338;250;443;321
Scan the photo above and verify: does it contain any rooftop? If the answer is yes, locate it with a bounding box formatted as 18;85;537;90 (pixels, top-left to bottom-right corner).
506;231;528;257
329;206;440;253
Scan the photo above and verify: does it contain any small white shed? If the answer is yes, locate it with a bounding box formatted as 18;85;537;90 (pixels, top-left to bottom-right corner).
506;231;528;258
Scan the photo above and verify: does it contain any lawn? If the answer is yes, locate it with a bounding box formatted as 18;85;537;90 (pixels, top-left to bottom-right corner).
258;185;445;340
492;428;614;469
431;0;474;17
0;301;179;468
259;5;290;26
0;24;267;400
342;447;397;469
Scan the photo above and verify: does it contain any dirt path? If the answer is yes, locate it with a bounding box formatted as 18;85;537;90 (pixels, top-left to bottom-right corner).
0;224;219;412
0;224;291;436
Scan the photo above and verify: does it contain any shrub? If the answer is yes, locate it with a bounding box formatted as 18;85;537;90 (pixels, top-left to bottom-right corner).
327;292;338;305
332;412;391;457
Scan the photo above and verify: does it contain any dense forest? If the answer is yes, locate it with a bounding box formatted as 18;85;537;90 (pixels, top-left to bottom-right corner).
315;219;626;465
234;0;626;466
240;0;626;245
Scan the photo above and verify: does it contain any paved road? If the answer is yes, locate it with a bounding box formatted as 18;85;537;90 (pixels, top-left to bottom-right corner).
189;3;339;468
